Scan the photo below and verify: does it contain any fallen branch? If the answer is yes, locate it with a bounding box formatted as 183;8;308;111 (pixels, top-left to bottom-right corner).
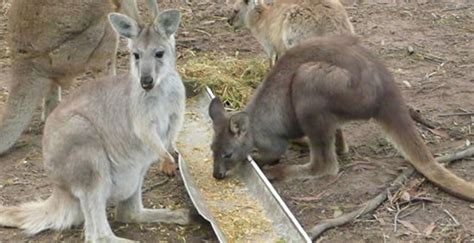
408;106;437;129
308;146;474;240
438;112;474;117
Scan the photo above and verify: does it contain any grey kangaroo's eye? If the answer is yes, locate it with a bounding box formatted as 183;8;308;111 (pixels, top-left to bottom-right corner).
133;53;140;60
222;152;233;159
155;51;164;59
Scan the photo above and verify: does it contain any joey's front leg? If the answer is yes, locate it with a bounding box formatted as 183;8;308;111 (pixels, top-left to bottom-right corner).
138;124;177;177
253;137;288;167
164;113;184;170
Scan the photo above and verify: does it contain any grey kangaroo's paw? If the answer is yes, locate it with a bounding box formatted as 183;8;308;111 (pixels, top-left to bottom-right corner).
158;152;177;177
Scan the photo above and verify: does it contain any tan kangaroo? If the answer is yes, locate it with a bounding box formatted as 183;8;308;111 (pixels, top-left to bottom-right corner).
228;0;355;66
209;35;474;201
0;4;194;242
0;0;145;155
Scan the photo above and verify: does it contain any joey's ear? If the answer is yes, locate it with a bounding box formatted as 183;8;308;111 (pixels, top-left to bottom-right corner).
209;98;226;124
229;112;249;137
108;13;140;39
154;9;181;37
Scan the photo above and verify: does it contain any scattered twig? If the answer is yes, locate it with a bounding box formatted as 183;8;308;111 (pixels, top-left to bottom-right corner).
393;203;401;232
142;178;170;194
438;112;474;117
195;28;212;37
443;209;460;227
441;6;470;12
308;146;474;240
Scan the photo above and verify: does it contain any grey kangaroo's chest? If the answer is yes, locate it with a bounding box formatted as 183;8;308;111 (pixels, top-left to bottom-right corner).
149;80;185;141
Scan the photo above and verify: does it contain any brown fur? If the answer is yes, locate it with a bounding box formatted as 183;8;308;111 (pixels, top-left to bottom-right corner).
0;0;137;155
229;0;354;65
209;35;474;201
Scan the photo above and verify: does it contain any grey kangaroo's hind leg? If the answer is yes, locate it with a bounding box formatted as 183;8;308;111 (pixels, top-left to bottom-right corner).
74;184;134;242
116;180;192;225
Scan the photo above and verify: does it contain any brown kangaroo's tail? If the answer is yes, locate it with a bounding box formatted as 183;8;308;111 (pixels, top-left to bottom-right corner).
0;187;82;235
0;61;51;155
377;99;474;201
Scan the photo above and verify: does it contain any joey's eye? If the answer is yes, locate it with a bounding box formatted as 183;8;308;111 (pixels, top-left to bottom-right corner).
133;53;140;60
222;152;233;159
155;51;164;59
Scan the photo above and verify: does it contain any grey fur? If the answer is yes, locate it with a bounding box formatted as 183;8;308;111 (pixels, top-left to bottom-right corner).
0;9;189;242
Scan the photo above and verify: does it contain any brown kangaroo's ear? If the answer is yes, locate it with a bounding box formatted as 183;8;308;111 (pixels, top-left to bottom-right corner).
209;97;226;124
229;112;249;137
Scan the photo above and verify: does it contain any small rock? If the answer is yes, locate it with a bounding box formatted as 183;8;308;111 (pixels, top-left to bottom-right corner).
403;81;412;88
407;46;415;55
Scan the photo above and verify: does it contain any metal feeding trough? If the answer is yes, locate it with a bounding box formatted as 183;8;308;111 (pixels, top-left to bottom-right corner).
177;87;311;242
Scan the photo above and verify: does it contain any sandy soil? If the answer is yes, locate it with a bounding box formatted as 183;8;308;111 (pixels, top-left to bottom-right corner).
0;0;473;242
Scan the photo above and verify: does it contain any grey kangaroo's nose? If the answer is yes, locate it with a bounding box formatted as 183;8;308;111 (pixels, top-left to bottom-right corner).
213;171;226;180
140;76;154;90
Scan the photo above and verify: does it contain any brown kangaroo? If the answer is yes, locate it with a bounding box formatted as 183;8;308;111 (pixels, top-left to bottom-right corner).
228;0;355;66
0;0;142;155
209;34;474;201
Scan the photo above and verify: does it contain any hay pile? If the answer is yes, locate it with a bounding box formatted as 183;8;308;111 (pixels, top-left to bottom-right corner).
179;53;268;109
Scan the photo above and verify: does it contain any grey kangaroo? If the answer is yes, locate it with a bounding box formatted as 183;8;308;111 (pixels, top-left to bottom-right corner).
0;6;191;242
209;35;474;201
0;0;144;155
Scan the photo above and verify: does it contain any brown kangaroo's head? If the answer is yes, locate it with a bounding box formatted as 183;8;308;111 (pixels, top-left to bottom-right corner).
209;98;253;180
108;9;181;91
228;0;264;29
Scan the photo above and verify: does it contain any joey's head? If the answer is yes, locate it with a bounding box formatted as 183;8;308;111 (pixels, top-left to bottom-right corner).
228;0;265;29
209;98;253;180
108;9;181;91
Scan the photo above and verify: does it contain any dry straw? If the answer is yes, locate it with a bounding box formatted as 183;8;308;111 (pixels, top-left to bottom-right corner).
179;52;268;109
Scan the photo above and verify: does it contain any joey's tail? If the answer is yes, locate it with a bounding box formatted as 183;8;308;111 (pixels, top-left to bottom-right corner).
378;99;474;201
0;187;83;235
0;61;51;155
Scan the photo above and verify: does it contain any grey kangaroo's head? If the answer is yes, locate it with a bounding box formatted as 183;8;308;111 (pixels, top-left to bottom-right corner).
228;0;262;28
209;98;253;180
108;9;181;91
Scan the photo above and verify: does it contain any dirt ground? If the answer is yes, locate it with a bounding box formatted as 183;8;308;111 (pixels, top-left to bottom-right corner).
0;0;473;242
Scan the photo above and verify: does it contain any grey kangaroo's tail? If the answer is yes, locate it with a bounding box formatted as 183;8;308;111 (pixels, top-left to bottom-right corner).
377;95;474;201
0;61;51;155
0;187;83;235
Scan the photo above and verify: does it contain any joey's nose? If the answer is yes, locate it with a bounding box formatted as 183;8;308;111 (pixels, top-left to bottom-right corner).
140;76;154;90
213;171;226;180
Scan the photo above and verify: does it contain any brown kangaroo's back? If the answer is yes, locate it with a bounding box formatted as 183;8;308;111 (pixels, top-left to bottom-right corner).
268;35;474;201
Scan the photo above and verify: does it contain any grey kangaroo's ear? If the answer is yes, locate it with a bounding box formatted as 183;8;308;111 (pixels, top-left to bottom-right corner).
108;13;140;39
229;112;249;137
209;98;226;124
154;9;181;37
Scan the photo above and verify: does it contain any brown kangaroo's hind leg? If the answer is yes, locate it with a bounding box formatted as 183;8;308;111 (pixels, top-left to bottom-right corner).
291;128;348;155
377;92;474;201
265;115;340;182
335;128;349;155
